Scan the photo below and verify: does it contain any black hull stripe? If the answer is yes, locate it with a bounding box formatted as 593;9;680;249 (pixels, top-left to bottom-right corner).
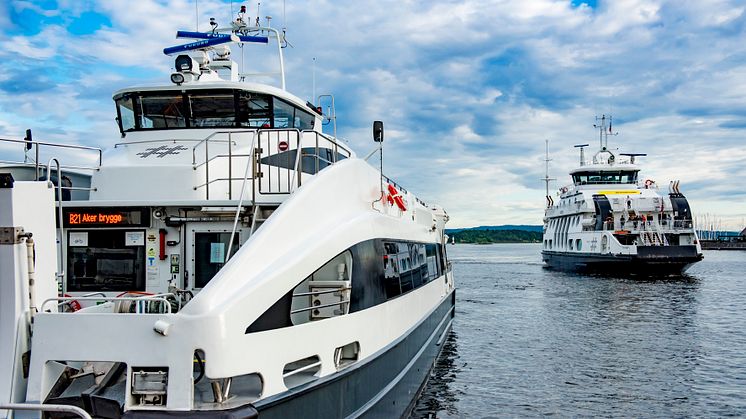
253;288;455;418
350;309;454;417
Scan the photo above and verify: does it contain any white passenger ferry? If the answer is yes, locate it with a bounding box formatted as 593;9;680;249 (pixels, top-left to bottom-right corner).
542;116;703;275
0;14;454;419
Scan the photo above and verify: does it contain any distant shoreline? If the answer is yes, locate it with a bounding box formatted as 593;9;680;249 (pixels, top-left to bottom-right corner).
448;229;542;244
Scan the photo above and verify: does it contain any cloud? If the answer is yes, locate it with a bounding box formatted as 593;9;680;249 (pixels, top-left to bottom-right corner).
1;0;746;229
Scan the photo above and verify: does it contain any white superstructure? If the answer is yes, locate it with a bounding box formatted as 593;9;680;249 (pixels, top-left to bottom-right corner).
541;116;703;274
0;14;454;419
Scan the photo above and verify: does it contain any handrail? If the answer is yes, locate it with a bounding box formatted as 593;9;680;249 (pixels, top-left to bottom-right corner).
290;300;350;315
0;137;102;153
292;287;351;298
0;403;92;419
191;129;258;165
0;136;102;178
225;132;258;261
114;138;237;148
46;158;65;286
193;153;251;171
41;294;175;313
282;360;322;378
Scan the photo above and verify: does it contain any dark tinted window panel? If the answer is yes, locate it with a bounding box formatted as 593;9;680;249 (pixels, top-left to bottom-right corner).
194;232;240;288
237;92;271;128
188;92;236;127
273;98;295;128
67;230;145;292
296;108;315;130
138;94;186;129
348;240;387;312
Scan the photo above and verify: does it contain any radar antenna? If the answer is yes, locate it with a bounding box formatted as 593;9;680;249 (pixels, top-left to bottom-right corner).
574;143;589;166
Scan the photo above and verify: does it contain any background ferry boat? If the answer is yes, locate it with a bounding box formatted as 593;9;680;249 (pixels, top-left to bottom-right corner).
0;11;454;419
541;116;703;275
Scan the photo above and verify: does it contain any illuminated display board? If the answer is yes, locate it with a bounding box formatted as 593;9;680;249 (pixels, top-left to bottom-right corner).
63;207;150;228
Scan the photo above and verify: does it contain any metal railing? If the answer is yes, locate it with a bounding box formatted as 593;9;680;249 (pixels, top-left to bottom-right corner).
42;293;177;314
382;174;429;208
0;135;102;179
191;128;353;201
290;287;351;316
0;403;92;419
192;130;256;200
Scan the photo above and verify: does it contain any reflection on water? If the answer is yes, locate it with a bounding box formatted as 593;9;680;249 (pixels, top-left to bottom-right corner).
411;244;746;417
411;332;461;418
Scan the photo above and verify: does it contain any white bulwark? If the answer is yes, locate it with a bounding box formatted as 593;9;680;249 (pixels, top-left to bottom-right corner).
0;16;454;419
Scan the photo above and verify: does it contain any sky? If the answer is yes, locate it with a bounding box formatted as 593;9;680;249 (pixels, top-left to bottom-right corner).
1;0;745;229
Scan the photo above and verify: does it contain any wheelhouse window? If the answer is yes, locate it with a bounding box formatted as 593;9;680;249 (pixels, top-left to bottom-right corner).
114;89;316;132
116;96;136;131
139;94;187;129
572;171;638;185
237;92;271;128
189;92;236;127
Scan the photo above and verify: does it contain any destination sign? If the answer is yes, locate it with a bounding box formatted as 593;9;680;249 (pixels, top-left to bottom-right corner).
63;208;150;228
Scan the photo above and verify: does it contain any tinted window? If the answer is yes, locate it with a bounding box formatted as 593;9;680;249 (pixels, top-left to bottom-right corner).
139;94;186;129
273;98;295;128
67;230;145;292
116;96;135;132
189;92;236;127
245;238;447;334
295;107;315;130
237;92;271;128
573;171;638;185
193;232;240;288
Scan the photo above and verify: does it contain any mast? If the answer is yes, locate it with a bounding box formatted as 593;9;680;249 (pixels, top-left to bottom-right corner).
542;139;555;207
593;114;617;150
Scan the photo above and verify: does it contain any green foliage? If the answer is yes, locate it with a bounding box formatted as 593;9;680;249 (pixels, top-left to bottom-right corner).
450;229;542;244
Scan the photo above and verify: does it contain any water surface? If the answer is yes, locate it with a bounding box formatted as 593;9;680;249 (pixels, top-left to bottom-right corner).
412;244;746;417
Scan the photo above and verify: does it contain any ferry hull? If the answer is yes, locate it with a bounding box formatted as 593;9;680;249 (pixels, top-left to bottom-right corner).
255;290;455;419
542;246;703;276
122;290;455;419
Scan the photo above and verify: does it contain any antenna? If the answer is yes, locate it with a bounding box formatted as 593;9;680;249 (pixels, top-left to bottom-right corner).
195;0;199;31
312;57;316;103
542;139;556;207
593;114;618;150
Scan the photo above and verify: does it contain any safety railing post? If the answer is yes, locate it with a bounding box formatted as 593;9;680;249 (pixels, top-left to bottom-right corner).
228;132;233;200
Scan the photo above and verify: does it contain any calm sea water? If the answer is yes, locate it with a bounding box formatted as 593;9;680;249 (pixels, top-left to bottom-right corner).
412;244;746;417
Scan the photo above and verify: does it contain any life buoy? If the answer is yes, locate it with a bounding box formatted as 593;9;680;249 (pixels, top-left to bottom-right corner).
387;184;407;211
63;294;81;312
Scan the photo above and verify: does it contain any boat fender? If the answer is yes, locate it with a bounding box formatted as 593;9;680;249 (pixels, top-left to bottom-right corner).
387;184;407;211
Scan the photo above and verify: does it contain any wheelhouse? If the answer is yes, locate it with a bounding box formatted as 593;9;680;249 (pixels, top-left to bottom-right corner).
571;169;639;185
114;88;320;133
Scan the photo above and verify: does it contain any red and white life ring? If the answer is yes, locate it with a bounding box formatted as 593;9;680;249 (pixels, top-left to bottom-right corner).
387;184;407;211
63;294;81;312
